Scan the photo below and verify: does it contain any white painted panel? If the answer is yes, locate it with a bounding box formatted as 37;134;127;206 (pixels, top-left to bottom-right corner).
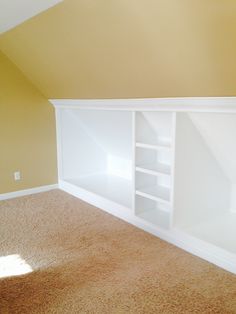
184;212;236;254
59;109;133;206
230;184;236;213
61;109;107;179
107;154;132;180
135;195;170;229
174;113;231;228
0;0;63;34
67;110;132;160
65;174;132;209
189;113;236;183
136;147;171;175
136;112;173;147
50;97;236;113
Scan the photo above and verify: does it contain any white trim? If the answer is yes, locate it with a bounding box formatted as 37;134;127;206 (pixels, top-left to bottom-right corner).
170;229;236;274
0;184;58;201
136;142;171;151
131;111;136;214
49;97;236;113
170;112;177;228
59;179;236;274
59;180;132;220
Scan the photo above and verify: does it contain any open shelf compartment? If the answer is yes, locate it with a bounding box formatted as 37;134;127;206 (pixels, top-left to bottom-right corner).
135;195;171;229
173;112;236;254
135;171;171;204
66;174;132;208
136;112;173;148
60;109;133;209
136;146;171;177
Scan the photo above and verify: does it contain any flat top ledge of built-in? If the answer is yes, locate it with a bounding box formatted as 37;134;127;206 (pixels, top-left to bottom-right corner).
49;97;236;113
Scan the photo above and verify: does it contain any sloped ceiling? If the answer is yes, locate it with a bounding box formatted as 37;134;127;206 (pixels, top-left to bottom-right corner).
0;0;236;99
0;0;63;34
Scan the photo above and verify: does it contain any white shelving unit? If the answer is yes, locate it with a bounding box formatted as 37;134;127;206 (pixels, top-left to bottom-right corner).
58;109;133;210
173;113;236;257
134;112;175;229
51;97;236;275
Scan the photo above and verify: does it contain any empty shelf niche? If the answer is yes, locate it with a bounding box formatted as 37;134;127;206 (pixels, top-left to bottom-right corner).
136;195;171;229
173;112;236;254
136;146;171;177
60;109;133;208
136;112;173;148
136;171;171;204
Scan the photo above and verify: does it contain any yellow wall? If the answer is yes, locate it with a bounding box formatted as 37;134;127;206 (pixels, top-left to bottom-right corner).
0;0;236;98
0;51;57;194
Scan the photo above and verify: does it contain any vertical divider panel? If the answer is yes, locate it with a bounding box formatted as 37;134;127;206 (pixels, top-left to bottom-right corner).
169;112;177;228
132;111;136;214
134;111;175;229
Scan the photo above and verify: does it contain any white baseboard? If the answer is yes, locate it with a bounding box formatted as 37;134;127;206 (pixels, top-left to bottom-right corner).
60;179;236;275
1;180;235;274
0;184;58;201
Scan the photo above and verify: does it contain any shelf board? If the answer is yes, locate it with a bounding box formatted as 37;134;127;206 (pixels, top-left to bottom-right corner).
136;142;171;151
65;174;132;208
136;162;171;177
136;185;170;205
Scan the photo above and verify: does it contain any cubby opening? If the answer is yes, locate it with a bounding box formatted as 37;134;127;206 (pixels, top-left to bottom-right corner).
136;146;171;176
134;111;174;229
60;109;133;208
136;112;173;148
174;112;236;254
135;195;171;229
136;171;171;204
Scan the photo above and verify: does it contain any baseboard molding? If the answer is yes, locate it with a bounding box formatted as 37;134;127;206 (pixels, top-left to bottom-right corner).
59;180;236;274
0;184;58;201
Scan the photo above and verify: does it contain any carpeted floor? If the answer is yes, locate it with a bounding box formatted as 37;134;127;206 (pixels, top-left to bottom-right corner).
0;190;235;314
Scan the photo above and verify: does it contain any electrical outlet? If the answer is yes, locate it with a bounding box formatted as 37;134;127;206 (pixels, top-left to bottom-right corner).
14;171;21;181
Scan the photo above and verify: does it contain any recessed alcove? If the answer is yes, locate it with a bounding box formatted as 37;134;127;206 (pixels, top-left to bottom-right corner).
135;195;171;229
136;112;173;148
60;109;133;208
173;113;236;254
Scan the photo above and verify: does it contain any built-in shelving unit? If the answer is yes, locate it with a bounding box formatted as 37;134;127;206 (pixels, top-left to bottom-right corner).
50;97;236;275
173;112;236;257
134;112;175;229
59;109;133;210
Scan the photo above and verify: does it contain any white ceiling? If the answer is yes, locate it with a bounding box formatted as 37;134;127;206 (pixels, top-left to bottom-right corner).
0;0;63;34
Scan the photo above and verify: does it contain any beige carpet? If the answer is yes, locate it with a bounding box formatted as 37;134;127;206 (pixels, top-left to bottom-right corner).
0;190;235;314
